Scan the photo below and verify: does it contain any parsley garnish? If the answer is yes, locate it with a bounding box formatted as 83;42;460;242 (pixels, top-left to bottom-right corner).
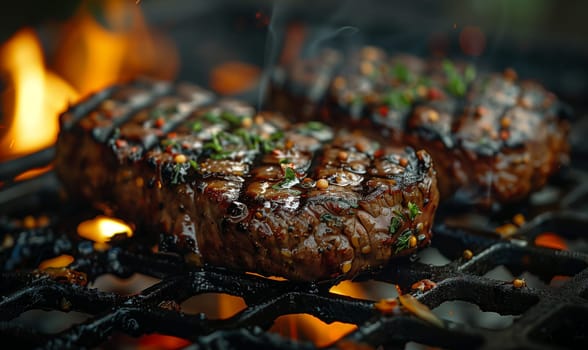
389;216;401;234
408;202;421;220
191;121;202;132
392;63;414;84
204;112;222;124
306;121;324;131
442;60;476;97
395;229;413;253
220;111;242;126
170;163;188;185
272;167;299;190
382;90;411;109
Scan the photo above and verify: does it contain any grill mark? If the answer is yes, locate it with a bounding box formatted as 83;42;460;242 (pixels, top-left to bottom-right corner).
92;81;172;143
61;86;117;131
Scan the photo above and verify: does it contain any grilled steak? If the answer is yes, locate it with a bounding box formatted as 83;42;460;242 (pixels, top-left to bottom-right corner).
268;46;571;208
55;78;439;282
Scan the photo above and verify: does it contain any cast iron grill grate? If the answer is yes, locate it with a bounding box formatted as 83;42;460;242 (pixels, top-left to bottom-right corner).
1;131;588;350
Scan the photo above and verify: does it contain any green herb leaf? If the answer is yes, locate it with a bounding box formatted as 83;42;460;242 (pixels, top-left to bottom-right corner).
382;90;411;109
464;64;476;83
170;163;188;185
204;112;222;124
272;167;299;190
442;59;475;97
408;202;421;221
220;111;242;126
189;159;199;171
203;133;223;152
395;229;413;253
389;216;401;234
306;121;325;131
191;121;202;132
392;63;414;84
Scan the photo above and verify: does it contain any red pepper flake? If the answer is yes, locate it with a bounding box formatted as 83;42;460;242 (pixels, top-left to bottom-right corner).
427;87;443;100
154;117;165;128
503;68;518;82
115;139;127;148
378;105;389;117
399;158;408;167
373;148;384;158
411;279;437;292
167;132;177;139
500;130;510;141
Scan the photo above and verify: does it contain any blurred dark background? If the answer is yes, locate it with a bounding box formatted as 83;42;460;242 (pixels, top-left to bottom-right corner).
1;0;587;100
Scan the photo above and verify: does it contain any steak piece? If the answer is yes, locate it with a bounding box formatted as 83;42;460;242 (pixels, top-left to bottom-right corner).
268;46;571;209
55;78;439;282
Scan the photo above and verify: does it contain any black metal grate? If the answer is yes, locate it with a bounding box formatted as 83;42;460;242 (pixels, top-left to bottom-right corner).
1;148;588;350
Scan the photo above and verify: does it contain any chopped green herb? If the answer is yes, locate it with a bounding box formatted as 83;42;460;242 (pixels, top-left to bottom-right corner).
170;163;188;185
392;63;414;84
203;133;223;152
189;159;199;171
270;130;285;141
447;77;466;97
279;158;291;164
395;229;413;253
382;90;411;109
272;166;299;190
204;112;222;124
442;60;476;97
220;111;242;126
393;209;406;221
389;216;401;234
210;151;233;160
191;121;202;132
464;64;476;83
306;121;325;131
408;202;421;220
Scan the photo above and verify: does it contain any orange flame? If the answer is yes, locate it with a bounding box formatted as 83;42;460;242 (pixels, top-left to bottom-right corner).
77;215;133;243
0;0;179;161
535;232;568;250
39;254;74;270
0;28;78;160
53;0;178;97
138;334;190;350
270;314;357;348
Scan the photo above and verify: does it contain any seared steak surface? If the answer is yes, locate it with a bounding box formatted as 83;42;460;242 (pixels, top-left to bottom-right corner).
269;46;571;208
55;79;439;281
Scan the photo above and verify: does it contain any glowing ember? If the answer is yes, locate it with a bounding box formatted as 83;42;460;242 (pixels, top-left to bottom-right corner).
216;294;247;319
12;165;53;182
38;254;74;270
77;216;133;243
137;334;190;349
535;232;568;250
0;28;78;160
210;61;261;95
270;314;357;347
